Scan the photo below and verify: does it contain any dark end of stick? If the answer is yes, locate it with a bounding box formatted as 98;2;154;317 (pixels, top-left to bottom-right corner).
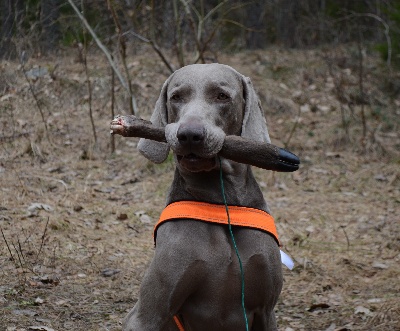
276;148;300;172
220;136;300;172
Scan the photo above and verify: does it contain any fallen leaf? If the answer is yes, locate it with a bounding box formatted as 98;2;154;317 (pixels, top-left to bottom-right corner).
354;305;371;315
374;174;388;181
140;214;152;224
372;261;388;269
310;167;329;174
27;203;53;217
325;323;336;331
325;152;341;158
12;309;38;316
117;213;128;220
305;225;315;233
300;104;310;112
73;205;83;212
101;268;121;277
34;297;44;305
28;326;55;331
318;105;330;112
135;210;152;224
55;299;68;306
94;187;113;193
367;298;383;303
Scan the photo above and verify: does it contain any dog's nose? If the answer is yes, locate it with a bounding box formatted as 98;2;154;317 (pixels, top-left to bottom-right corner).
177;124;205;147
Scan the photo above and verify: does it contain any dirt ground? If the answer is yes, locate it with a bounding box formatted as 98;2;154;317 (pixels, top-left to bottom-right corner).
1;45;399;331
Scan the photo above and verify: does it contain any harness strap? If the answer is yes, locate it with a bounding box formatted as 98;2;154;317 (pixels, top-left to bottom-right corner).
154;201;280;245
173;315;185;331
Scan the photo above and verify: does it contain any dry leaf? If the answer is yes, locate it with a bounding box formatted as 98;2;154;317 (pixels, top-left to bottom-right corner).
28;326;55;331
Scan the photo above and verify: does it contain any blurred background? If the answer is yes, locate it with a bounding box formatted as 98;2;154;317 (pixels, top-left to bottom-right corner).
1;0;399;61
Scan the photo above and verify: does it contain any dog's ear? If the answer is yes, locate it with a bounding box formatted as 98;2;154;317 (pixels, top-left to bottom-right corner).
137;76;172;163
241;76;271;143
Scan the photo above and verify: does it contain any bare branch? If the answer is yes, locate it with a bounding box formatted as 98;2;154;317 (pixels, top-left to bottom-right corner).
107;0;136;115
179;0;205;63
1;227;15;262
79;0;97;145
335;12;392;67
125;30;174;73
19;52;50;142
67;0;138;113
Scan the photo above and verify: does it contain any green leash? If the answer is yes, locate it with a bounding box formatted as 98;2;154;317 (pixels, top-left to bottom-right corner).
218;157;250;331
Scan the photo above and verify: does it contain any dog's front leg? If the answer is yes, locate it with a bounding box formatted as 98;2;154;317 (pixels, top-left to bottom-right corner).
123;299;178;331
123;260;180;331
123;227;203;331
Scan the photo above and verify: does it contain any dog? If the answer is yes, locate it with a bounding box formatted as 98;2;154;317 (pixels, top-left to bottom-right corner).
123;64;283;331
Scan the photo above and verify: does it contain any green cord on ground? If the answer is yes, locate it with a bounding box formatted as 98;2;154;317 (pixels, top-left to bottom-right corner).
218;156;249;331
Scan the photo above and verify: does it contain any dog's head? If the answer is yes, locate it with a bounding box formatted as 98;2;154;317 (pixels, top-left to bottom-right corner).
138;64;270;172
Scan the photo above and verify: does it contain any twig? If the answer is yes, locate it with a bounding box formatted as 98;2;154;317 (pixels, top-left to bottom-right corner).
51;243;58;270
173;0;185;67
179;0;205;63
34;217;49;265
193;16;255;64
357;30;367;144
67;0;138;114
190;0;227;43
19;52;50;142
106;0;136;115
1;227;15;262
80;0;97;145
340;225;350;251
335;13;392;67
110;55;116;154
19;174;68;191
17;238;27;268
125;30;174;73
326;55;350;140
284;105;302;149
11;240;25;271
181;1;242;64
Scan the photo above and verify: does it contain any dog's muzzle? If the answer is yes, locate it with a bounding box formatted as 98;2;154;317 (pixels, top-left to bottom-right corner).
165;122;225;172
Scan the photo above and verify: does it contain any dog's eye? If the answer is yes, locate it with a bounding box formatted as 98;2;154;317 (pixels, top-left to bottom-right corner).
171;94;181;101
217;93;229;101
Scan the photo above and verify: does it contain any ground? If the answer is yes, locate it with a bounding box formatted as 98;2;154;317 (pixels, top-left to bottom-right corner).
0;45;399;331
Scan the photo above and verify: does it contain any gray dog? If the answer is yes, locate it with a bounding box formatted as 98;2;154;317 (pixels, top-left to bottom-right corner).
124;64;283;331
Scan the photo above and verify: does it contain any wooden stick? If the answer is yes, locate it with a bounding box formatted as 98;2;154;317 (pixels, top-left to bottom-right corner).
110;115;300;172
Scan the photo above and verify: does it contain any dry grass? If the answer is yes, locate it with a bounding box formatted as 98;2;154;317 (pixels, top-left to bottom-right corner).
1;45;399;331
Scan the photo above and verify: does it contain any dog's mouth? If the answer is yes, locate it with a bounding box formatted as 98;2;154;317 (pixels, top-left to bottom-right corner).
177;153;217;172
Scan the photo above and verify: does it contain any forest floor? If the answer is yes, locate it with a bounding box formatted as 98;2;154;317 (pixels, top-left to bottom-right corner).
0;45;399;331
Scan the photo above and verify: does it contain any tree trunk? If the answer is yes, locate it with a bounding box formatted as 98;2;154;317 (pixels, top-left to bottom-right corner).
0;0;15;58
246;0;266;49
41;0;61;52
275;0;300;47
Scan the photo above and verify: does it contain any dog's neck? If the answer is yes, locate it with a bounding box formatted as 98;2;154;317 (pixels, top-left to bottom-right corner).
166;159;270;213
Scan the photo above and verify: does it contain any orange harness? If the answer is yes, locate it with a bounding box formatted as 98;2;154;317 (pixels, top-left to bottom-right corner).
153;201;280;331
154;201;279;245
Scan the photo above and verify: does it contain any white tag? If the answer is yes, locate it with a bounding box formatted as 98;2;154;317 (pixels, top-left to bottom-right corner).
280;250;294;270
